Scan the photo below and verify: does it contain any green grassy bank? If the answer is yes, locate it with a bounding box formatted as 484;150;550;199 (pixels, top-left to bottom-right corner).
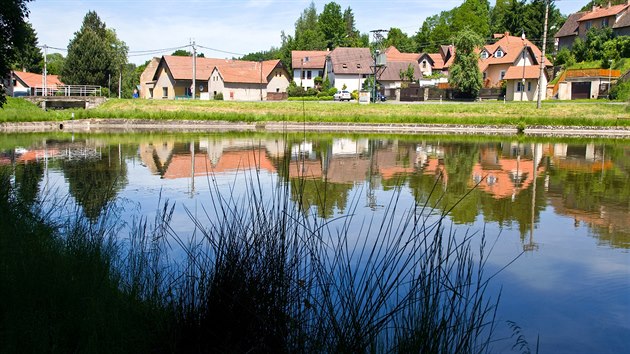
0;97;628;127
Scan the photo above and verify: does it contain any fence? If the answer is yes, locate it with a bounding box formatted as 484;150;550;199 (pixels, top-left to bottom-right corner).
31;85;102;97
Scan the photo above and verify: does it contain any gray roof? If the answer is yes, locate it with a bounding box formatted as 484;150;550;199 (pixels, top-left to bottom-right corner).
326;47;373;75
613;11;630;29
555;12;586;38
378;61;422;82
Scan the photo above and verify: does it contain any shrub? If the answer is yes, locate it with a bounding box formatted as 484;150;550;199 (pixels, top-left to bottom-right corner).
214;92;223;100
610;81;630;101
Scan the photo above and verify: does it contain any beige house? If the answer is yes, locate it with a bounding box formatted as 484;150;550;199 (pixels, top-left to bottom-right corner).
141;55;232;100
139;57;160;99
555;2;630;50
208;60;290;101
478;32;552;101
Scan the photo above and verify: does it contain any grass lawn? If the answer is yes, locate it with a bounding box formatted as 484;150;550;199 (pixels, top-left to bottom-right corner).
1;97;628;127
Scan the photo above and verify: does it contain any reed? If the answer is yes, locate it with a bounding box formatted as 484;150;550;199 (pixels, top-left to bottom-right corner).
0;154;511;353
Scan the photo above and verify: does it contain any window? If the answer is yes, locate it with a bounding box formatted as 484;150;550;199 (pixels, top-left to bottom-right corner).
528;82;532;91
162;87;168;98
494;49;504;58
318;70;324;77
342;64;348;69
301;70;305;80
500;71;506;80
304;56;310;62
276;88;280;93
483;72;487;80
422;60;427;69
356;63;362;69
480;51;489;59
307;70;312;79
517;82;524;92
586;20;592;30
602;18;609;27
149;88;153;99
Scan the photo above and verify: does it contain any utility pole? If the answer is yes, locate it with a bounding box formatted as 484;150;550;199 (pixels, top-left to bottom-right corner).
537;0;549;109
369;29;388;103
260;59;263;101
118;64;122;99
43;45;48;97
521;31;526;102
192;40;197;99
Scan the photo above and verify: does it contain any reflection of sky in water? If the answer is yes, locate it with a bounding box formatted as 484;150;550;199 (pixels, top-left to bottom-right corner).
17;137;630;354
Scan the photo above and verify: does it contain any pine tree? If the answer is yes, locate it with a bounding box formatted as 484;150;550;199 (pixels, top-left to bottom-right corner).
13;22;43;73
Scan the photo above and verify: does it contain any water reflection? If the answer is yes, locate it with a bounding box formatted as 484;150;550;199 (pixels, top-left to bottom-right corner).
2;135;629;249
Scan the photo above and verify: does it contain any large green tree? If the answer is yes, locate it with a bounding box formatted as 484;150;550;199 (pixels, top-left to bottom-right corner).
449;29;485;98
0;0;32;107
44;53;65;75
12;22;43;73
451;0;491;38
62;11;128;90
385;28;416;53
414;11;455;52
319;2;346;49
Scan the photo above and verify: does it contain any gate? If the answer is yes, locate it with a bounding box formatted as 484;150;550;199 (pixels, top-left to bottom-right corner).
571;81;591;100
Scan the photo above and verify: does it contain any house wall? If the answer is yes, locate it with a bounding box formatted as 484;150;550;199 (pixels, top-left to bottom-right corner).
557;36;577;51
484;63;512;88
139;58;160;99
154;66;176;99
506;78;539;101
556;78;611;100
614;26;630;36
223;83;265;101
208;71;225;99
419;59;432;76
267;69;290;94
331;74;367;92
293;68;324;89
578;15;617;37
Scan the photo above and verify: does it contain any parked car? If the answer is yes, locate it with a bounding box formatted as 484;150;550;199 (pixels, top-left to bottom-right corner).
334;90;352;101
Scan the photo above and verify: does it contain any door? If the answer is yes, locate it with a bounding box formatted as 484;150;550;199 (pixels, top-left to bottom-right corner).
571;81;591;100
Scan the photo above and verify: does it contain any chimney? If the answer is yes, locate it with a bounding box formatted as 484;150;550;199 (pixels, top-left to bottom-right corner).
607;1;611;8
593;4;598;11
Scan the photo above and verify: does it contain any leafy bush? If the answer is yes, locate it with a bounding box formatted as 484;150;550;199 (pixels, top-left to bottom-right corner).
288;96;333;101
610;81;630;101
214;92;223;100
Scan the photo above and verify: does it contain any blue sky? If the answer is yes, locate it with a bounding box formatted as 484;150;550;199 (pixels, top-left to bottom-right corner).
28;0;585;64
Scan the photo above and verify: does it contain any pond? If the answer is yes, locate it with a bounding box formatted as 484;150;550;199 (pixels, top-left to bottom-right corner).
2;131;629;353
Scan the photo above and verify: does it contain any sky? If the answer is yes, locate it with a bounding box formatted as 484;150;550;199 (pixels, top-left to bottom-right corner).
28;0;586;64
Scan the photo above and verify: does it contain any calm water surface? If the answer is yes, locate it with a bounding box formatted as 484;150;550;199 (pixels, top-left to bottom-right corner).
3;132;629;353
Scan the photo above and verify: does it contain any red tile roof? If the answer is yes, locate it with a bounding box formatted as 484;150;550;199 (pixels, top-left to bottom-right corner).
13;71;63;87
160;55;235;81
292;50;328;69
478;34;552;72
213;60;282;84
428;53;445;70
578;3;630;21
503;66;542;80
384;46;421;62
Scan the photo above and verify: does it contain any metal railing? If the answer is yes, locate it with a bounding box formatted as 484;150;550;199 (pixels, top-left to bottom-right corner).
31;85;102;97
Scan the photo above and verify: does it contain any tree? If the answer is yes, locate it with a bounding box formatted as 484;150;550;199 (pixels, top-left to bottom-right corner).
449;29;484;98
399;63;416;83
414;11;455;52
45;53;65;75
12;22;43;73
0;0;32;107
319;2;346;49
522;0;563;51
385;28;415;53
62;11;128;89
172;49;205;57
451;0;491;38
342;7;363;47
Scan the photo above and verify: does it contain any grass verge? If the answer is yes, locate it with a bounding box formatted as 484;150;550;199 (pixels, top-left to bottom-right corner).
1;97;628;127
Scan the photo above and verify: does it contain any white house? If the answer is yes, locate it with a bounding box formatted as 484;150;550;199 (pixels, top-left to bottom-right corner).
325;47;373;92
292;50;328;89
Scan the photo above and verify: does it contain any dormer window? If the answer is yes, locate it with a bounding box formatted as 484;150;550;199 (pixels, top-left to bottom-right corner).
494;49;504;58
481;50;489;59
342;64;348;69
356;63;361;69
304;57;310;62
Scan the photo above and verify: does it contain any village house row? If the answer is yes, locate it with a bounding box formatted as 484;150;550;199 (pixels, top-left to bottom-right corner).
4;2;628;102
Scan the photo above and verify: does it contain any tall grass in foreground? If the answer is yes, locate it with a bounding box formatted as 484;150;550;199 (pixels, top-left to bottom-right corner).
0;164;506;353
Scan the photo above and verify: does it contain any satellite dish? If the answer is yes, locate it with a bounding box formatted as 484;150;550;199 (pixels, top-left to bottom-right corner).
199;85;204;92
